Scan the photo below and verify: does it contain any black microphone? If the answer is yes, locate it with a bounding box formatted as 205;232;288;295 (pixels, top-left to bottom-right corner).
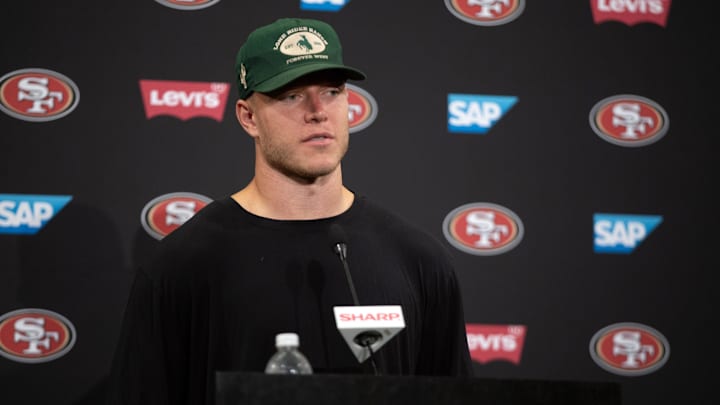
329;223;359;306
328;223;382;375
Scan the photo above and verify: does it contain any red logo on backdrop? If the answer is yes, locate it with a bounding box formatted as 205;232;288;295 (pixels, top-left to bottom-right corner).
444;0;525;26
589;322;670;376
141;192;212;240
347;84;378;133
154;0;221;10
0;68;80;122
442;202;524;256
466;324;527;364
589;94;669;147
591;0;671;27
0;308;76;363
139;80;229;121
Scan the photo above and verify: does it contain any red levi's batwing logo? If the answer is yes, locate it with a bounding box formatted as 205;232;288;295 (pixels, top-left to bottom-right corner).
466;324;527;364
139;80;229;121
591;0;671;27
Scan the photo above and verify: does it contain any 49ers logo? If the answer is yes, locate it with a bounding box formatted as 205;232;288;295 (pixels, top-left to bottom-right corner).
155;0;221;10
0;68;80;122
590;322;670;376
347;84;378;133
445;0;525;26
589;94;669;147
443;202;524;255
0;308;76;363
141;192;212;240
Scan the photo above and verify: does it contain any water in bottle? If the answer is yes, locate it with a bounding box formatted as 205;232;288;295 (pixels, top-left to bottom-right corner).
264;332;313;375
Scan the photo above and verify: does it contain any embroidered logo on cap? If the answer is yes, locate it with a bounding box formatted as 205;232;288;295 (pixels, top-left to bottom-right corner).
275;26;329;64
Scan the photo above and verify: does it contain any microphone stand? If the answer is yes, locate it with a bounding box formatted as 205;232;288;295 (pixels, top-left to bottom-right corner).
333;241;382;376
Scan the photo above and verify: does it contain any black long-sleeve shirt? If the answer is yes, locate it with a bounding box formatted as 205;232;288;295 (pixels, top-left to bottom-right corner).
106;195;473;405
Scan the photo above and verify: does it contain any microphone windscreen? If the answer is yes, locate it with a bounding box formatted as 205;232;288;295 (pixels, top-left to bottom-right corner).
329;223;348;245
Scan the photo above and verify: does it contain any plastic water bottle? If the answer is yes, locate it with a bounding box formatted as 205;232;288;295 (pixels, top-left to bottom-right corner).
264;332;313;375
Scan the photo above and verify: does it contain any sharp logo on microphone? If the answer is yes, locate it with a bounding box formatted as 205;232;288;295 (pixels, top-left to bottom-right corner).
591;0;671;27
0;308;77;364
443;202;524;256
589;322;670;376
347;84;378;134
589;94;669;147
445;0;525;26
337;312;402;322
447;94;518;134
300;0;350;12
139;80;230;122
154;0;221;10
466;324;527;364
0;68;80;122
593;213;662;254
141;192;212;240
334;305;405;363
0;194;72;235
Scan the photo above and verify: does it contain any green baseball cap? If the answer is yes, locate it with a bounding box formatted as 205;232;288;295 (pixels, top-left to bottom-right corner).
235;18;366;100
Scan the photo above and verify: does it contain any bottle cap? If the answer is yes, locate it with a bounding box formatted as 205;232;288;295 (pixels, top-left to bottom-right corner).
275;332;300;348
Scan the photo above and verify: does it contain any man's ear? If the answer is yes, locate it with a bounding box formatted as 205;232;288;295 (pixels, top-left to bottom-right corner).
235;99;258;137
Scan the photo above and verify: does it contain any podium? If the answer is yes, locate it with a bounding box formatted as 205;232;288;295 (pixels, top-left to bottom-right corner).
215;372;621;405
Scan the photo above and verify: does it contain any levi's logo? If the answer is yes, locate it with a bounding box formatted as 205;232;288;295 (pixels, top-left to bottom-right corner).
591;0;671;27
139;80;229;121
466;324;527;364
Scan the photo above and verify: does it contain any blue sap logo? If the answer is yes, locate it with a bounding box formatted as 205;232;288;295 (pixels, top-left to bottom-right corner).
593;213;663;254
300;0;349;12
447;94;518;134
0;194;72;235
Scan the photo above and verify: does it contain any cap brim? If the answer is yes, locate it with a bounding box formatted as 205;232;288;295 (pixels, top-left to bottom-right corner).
253;64;366;94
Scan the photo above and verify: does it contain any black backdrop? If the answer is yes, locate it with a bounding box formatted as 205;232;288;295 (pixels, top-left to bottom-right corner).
1;1;718;404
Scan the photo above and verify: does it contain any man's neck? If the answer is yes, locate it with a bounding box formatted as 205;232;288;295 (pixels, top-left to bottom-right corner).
231;167;354;220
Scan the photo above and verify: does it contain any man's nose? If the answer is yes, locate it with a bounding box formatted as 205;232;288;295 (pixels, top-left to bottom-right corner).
304;92;328;122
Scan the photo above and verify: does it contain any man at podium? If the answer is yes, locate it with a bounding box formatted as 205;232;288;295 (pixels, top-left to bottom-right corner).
106;16;473;405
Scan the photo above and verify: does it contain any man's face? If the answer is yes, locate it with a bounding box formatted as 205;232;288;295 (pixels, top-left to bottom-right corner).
241;70;350;182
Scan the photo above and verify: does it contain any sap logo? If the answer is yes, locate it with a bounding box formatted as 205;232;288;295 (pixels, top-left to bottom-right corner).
447;94;518;134
300;0;349;12
593;213;662;254
0;194;72;235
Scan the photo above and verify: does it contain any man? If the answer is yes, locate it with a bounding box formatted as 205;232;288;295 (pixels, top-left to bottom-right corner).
107;17;473;405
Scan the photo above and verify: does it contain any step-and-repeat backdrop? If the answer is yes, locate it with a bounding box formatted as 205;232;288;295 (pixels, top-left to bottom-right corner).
1;1;717;404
